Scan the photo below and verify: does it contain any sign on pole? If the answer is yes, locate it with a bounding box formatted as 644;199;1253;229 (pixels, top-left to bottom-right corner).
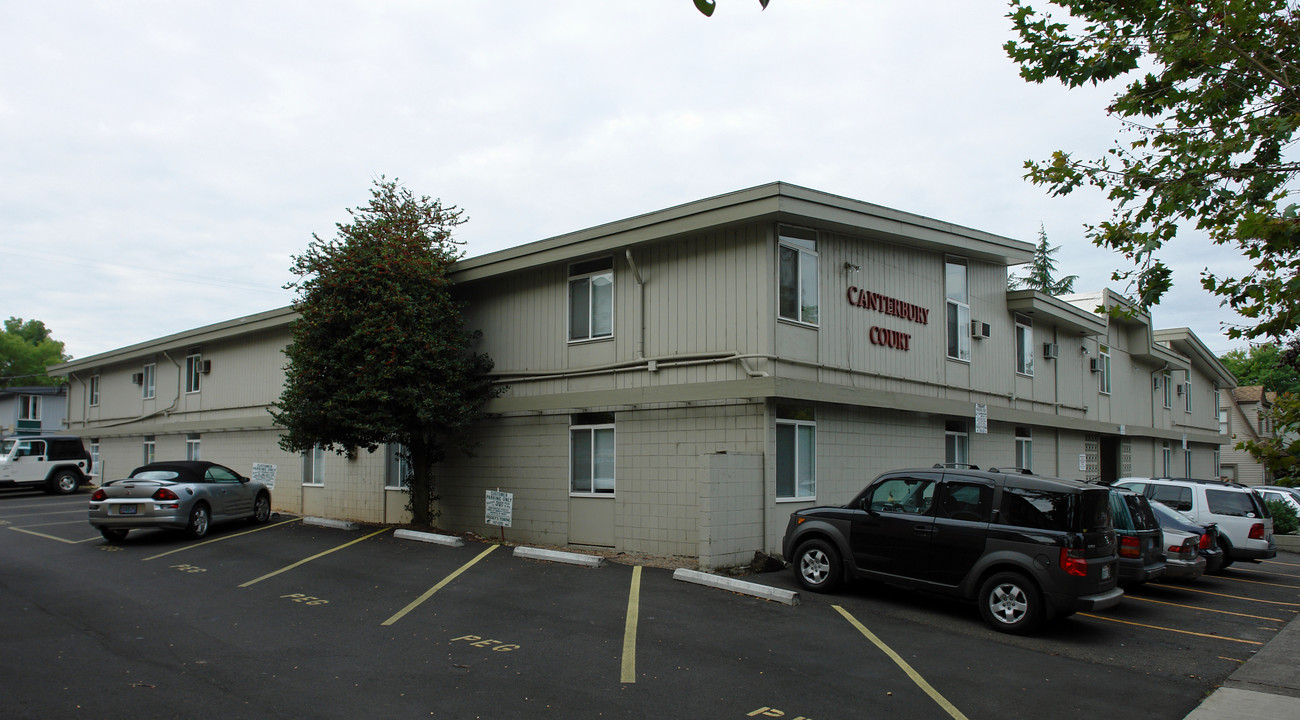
252;463;278;490
486;490;513;528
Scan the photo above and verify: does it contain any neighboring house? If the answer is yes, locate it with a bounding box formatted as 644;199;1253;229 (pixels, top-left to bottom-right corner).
1219;386;1275;485
0;386;68;437
50;183;1235;569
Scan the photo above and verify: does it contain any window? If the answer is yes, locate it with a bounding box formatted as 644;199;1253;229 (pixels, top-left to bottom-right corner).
945;420;969;465
303;446;325;486
1184;376;1192;413
89;439;100;469
868;477;935;514
778;226;819;325
937;482;993;523
1150;484;1193;512
386;444;411;489
1206;489;1258;518
142;362;156;400
1163;372;1173;409
1161;441;1171;476
206;465;241;484
1214;449;1221;479
89;376;100;407
1015;426;1032;472
777;409;816;500
1098;345;1112;394
570;413;615;495
568;258;613;342
186;434;201;461
945;258;970;361
142;436;156;465
1014;316;1033;376
185;352;203;393
19;395;40;421
1184;448;1192;475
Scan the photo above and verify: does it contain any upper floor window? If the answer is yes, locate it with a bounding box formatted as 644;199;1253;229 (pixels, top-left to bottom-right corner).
945;258;970;362
1014;315;1033;376
19;395;40;421
1184;376;1192;413
89;375;100;407
1098;345;1112;395
142;362;157;400
185;352;203;393
568;258;613;342
778;226;818;326
1163;372;1173;408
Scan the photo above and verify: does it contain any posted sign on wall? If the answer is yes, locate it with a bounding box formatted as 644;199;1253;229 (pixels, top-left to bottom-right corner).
485;490;513;528
252;463;277;490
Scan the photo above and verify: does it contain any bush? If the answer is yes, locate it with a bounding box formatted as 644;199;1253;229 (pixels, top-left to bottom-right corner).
1266;499;1299;536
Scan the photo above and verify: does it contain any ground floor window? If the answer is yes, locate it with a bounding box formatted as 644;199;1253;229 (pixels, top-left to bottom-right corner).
303;446;325;486
776;419;816;500
1014;426;1032;472
945;421;969;465
142;436;156;465
1184;448;1192;476
571;413;615;495
1161;441;1172;476
186;434;201;461
386;444;410;489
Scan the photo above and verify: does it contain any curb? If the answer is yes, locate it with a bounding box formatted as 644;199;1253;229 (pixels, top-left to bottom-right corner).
302;517;360;530
672;568;801;606
393;529;465;547
514;546;606;567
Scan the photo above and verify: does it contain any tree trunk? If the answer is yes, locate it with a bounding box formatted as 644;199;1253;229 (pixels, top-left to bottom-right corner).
407;440;437;527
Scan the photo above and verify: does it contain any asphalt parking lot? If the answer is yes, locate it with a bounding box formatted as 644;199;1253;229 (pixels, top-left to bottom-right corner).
3;489;1299;720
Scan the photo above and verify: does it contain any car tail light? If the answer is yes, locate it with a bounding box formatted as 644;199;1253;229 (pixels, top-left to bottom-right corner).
1198;533;1211;550
1059;547;1088;577
91;489;107;502
1119;535;1141;558
153;487;180;501
1168;539;1195;558
1249;523;1266;540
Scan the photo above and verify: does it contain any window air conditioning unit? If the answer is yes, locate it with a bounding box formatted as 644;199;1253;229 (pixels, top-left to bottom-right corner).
970;321;992;340
200;359;212;374
1153;376;1163;390
1089;358;1101;373
131;372;144;385
1042;343;1060;360
1177;383;1185;396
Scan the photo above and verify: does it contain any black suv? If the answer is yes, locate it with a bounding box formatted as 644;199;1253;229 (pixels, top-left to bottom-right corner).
782;466;1122;634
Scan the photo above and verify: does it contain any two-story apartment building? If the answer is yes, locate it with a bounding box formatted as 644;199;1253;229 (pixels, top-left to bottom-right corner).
0;385;68;437
52;183;1234;568
1219;386;1275;485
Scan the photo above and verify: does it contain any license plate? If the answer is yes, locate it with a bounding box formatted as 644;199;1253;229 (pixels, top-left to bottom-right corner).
1101;564;1111;580
119;504;138;515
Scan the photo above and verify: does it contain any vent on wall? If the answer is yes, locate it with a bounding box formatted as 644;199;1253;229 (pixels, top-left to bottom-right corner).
1042;343;1060;360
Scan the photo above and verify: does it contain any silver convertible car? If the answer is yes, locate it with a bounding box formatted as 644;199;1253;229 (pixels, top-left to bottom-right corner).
89;461;272;542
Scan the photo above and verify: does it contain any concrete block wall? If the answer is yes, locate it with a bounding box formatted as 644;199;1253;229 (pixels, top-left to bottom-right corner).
698;451;763;570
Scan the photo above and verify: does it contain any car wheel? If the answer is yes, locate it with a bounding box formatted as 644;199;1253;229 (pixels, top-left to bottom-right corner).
1215;537;1235;571
99;527;128;543
47;470;80;495
186;503;211;539
793;538;842;593
978;572;1044;635
251;493;271;523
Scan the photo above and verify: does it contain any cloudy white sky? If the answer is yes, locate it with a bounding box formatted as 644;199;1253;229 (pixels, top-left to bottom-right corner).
2;1;1253;362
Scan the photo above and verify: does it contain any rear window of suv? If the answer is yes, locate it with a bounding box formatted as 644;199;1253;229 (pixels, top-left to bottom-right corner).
1205;489;1259;517
998;486;1111;532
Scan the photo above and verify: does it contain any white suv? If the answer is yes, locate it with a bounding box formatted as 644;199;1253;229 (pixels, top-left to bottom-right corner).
1114;478;1276;570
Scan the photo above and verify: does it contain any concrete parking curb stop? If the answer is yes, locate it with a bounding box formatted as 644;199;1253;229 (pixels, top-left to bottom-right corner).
1184;603;1300;720
672;568;802;606
514;546;606;567
303;517;360;530
393;529;465;547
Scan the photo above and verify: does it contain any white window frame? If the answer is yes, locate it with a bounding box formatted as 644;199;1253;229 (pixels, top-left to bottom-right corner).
1184;448;1192;475
89;439;100;477
142;362;156;400
1015;427;1032;472
386;444;411;490
142;437;156;465
19;395;40;421
1098;345;1112;395
185;353;202;394
1014;316;1034;376
568;259;614;343
303;446;326;486
776;418;817;501
945;421;970;465
186;434;201;461
1184;376;1193;413
945;258;970;362
89;375;100;407
777;226;819;326
1161;441;1171;477
570;419;615;496
1163;372;1173;409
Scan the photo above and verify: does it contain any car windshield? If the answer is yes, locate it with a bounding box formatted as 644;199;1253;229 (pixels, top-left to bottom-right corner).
0;439;15;455
130;470;182;481
1123;494;1160;531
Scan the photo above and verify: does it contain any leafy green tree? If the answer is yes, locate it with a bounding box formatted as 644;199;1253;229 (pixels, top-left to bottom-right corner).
1219;343;1300;396
694;0;768;16
271;179;500;527
0;318;69;387
1009;225;1078;294
1005;1;1300;342
1266;499;1298;535
1238;338;1300;481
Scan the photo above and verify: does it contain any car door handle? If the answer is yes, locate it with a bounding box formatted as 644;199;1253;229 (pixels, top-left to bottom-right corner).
913;525;938;534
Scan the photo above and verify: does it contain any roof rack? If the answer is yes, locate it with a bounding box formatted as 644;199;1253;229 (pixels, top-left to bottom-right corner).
932;463;981;470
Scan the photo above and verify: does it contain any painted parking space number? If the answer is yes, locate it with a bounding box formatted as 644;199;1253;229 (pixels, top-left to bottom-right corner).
280;593;329;606
451;634;519;652
748;709;812;719
170;563;206;573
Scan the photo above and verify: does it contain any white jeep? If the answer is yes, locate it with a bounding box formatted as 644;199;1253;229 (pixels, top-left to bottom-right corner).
0;435;94;494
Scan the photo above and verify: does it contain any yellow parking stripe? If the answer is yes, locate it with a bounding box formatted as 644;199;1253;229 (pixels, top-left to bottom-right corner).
8;527;99;544
1231;566;1300;580
239;528;389;587
834;605;970;720
1211;575;1300;590
1078;613;1263;644
0;509;91;519
381;544;499;626
1170;585;1300;608
1261;559;1300;568
142;517;302;561
1125;595;1286;622
621;566;642;684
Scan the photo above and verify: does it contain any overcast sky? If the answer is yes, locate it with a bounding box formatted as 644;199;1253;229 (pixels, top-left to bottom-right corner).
2;1;1253;362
